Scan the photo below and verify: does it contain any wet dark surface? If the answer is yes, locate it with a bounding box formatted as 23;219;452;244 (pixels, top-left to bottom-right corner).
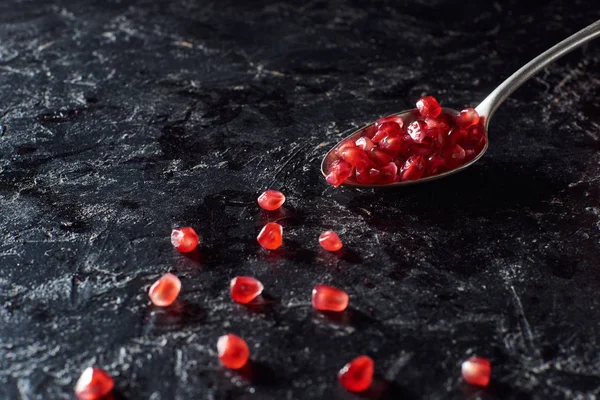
1;1;599;399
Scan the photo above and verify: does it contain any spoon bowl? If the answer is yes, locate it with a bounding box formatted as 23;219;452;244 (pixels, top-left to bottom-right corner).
321;19;600;189
320;108;489;188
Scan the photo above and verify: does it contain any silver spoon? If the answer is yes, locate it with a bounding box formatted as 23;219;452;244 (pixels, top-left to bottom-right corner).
321;19;600;188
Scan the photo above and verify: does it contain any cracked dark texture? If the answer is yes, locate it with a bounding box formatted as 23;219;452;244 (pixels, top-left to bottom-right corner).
1;0;599;399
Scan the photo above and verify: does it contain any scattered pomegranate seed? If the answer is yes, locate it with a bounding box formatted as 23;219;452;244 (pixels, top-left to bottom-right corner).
319;230;343;252
257;222;283;250
456;108;480;128
325;97;487;187
312;284;349;312
461;356;491;387
326;159;353;187
149;273;181;307
257;190;285;211
416;96;442;118
338;355;374;392
217;333;250;369
74;367;114;400
171;227;199;253
230;276;264;304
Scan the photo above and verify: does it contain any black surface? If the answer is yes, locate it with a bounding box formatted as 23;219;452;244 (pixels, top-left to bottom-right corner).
1;1;600;399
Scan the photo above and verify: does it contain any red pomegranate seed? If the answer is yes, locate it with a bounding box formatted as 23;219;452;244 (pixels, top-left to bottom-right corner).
230;276;264;304
416;96;442;118
217;333;250;370
149;273;181;307
427;153;447;175
406;120;428;143
171;227;199;253
257;190;285;211
355;167;376;184
335;139;356;157
74;367;114;400
461;356;491;387
467;124;485;146
355;137;374;152
326;160;353;187
464;148;477;162
367;148;394;165
425;116;451;135
447;126;468;146
456;108;480;128
400;155;426;181
372;121;401;143
410;136;436;156
312;284;349;312
319;230;343;252
338;355;374;392
375;114;404;129
340;147;371;169
443;144;466;168
378;135;405;156
370;162;397;184
257;222;283;250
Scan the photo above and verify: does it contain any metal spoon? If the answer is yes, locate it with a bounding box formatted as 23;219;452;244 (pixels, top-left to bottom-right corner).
321;19;600;188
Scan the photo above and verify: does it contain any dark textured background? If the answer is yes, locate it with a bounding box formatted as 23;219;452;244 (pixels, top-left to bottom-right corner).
1;0;600;399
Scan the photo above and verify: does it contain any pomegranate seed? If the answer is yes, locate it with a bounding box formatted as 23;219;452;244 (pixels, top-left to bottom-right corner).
230;276;264;304
326;160;353;187
335;139;356;157
370;162;397;184
400;155;426;181
443;144;466;168
416;96;442;118
361;124;377;139
467;124;485;145
410;136;436;156
461;356;491;387
217;333;250;370
355;137;374;151
74;367;114;400
375;114;404;129
464;148;477;162
367;148;394;165
447;126;468;146
355;167;376;184
338;355;374;392
312;284;349;312
171;227;199;253
257;190;285;211
319;230;343;252
340;147;371;169
456;108;480;128
372;121;401;143
378;135;405;156
407;120;428;143
257;222;283;250
425;116;451;135
427;153;447;175
149;273;181;307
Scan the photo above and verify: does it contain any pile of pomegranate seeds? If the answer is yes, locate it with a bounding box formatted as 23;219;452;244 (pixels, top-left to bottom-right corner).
257;222;283;250
461;356;492;387
312;284;349;312
148;273;181;307
171;227;199;252
326;96;487;186
338;355;375;392
257;189;286;211
217;333;250;369
74;367;114;400
319;230;343;252
230;276;264;304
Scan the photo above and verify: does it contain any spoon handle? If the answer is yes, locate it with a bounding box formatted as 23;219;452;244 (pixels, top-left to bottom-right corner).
476;19;600;123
